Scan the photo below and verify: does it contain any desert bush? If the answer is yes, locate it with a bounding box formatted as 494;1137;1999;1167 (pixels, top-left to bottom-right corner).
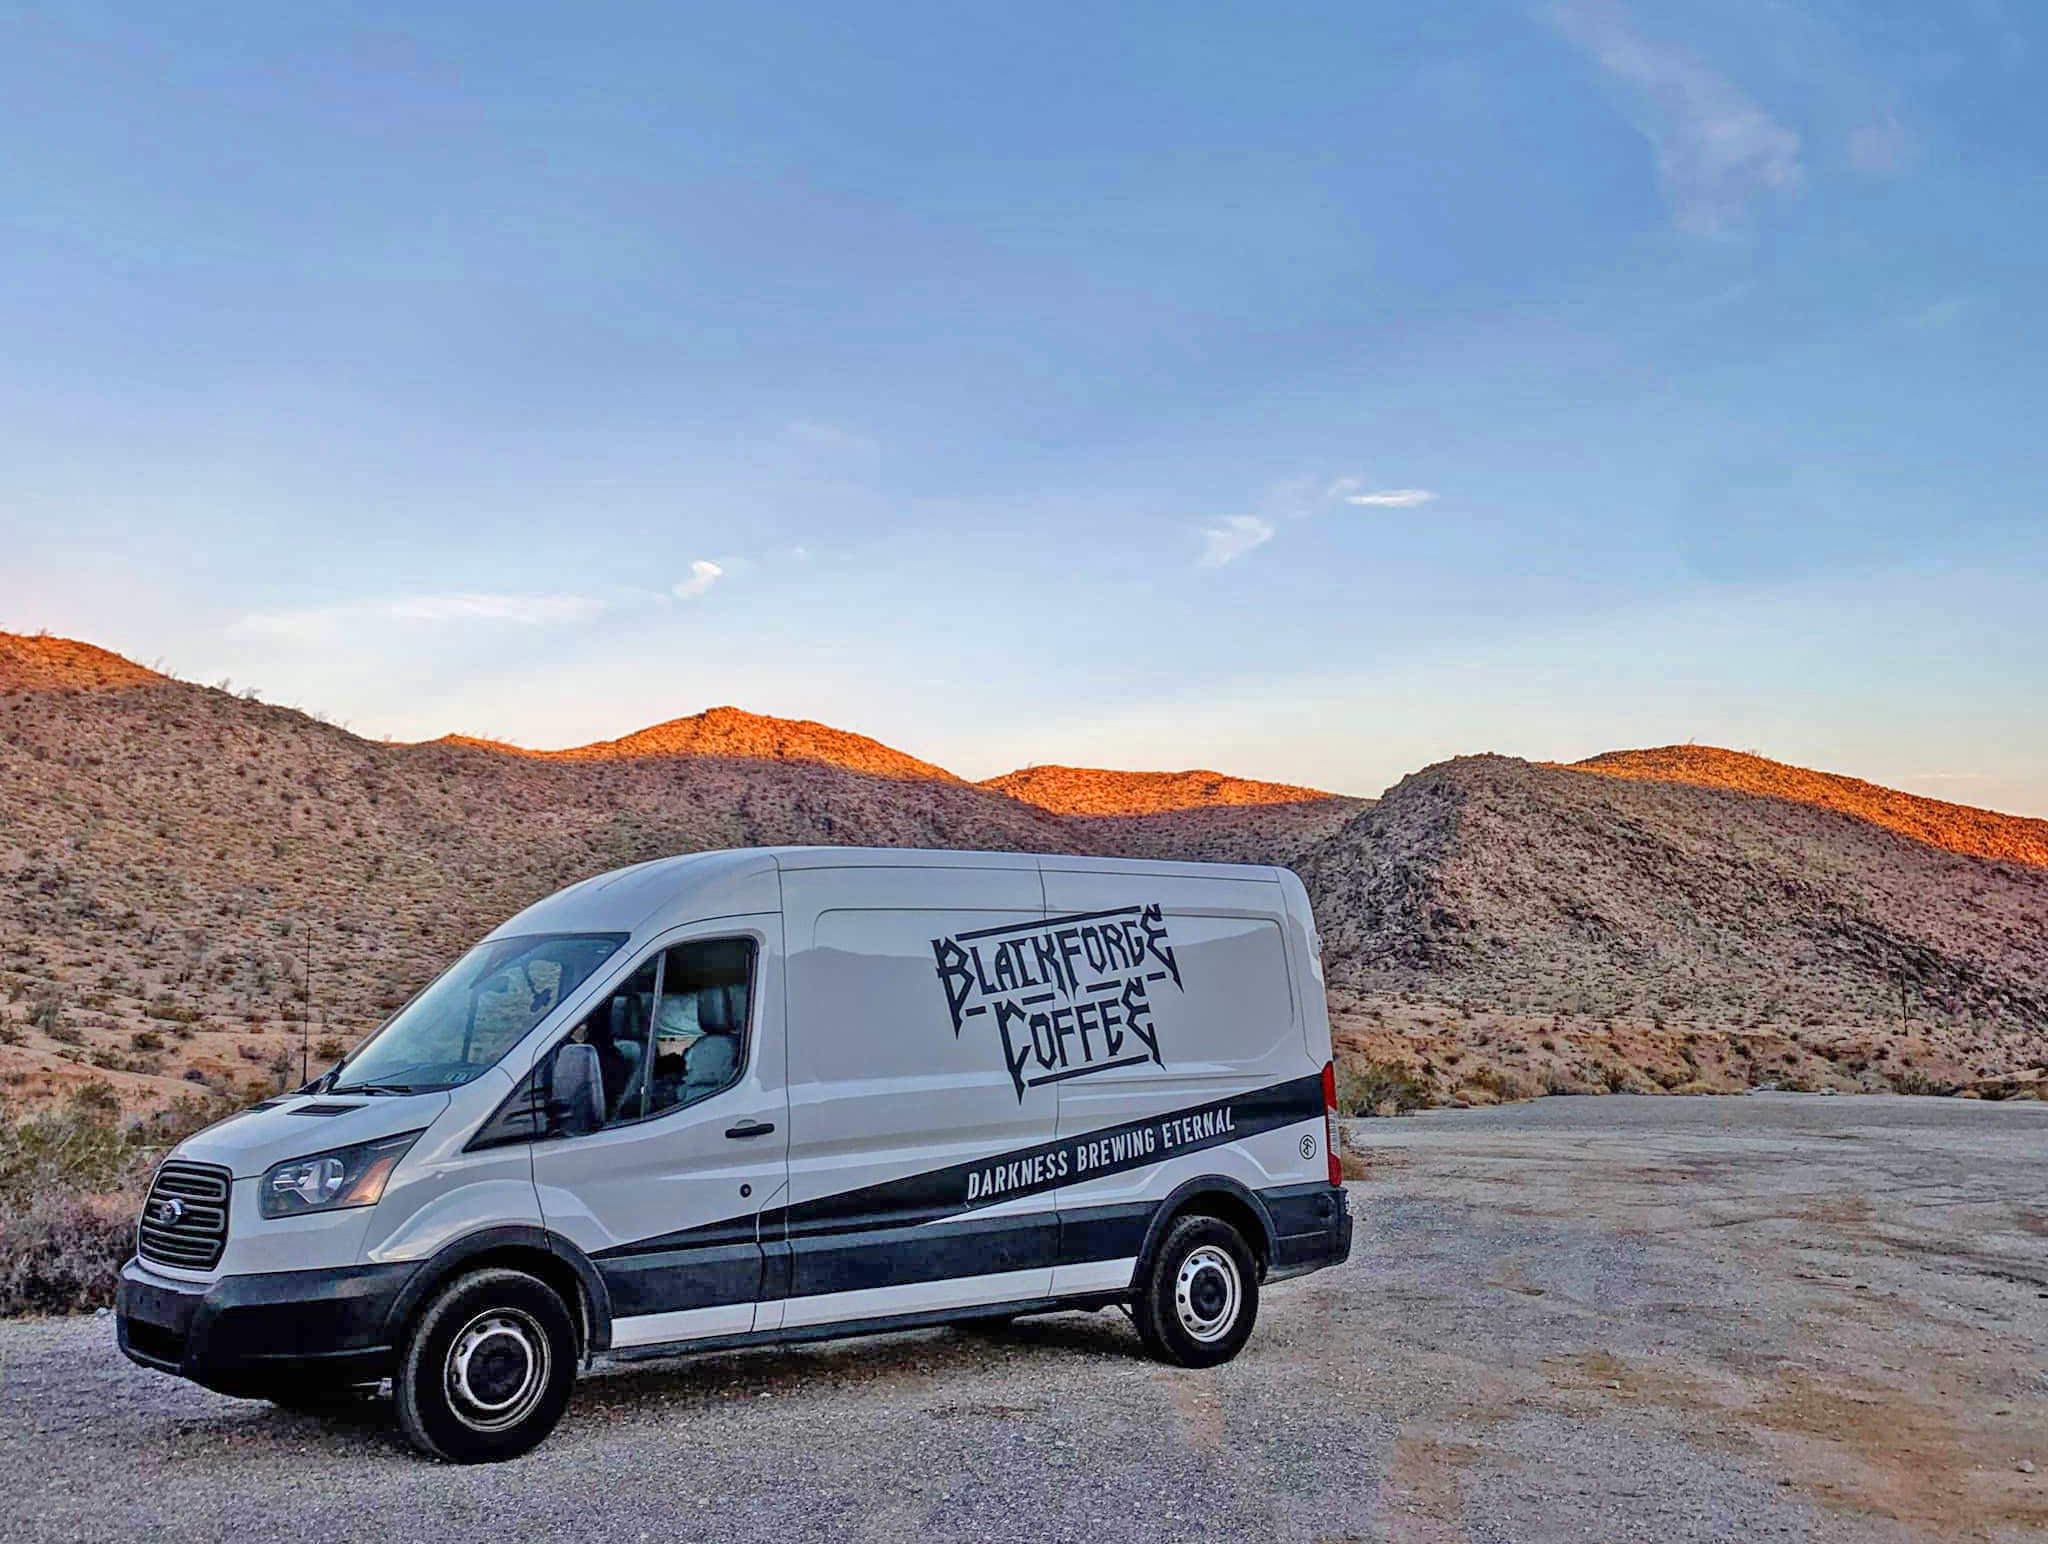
0;1089;236;1317
1336;1059;1436;1117
1465;1067;1532;1102
0;1193;135;1316
1892;1069;1954;1097
128;1029;164;1052
0;1095;141;1210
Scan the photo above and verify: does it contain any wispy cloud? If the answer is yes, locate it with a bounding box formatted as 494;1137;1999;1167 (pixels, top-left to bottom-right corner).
1344;488;1439;509
228;592;604;642
1197;516;1275;568
1195;475;1440;568
1550;0;1802;234
671;560;725;600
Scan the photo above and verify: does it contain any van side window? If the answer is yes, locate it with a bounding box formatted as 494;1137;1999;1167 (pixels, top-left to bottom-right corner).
642;938;755;1119
560;938;755;1128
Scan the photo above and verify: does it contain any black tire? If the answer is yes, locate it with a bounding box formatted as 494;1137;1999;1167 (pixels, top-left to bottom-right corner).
1132;1214;1259;1368
394;1267;578;1463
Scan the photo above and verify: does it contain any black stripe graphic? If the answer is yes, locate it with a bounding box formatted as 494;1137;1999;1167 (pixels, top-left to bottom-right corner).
594;1071;1325;1280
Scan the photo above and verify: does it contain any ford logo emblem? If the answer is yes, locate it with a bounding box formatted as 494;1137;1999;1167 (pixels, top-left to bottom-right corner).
150;1197;185;1226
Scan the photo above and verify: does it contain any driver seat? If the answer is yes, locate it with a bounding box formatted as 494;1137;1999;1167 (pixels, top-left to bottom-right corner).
681;984;745;1098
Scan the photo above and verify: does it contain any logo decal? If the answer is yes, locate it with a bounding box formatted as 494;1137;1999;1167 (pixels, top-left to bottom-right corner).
932;904;1184;1101
149;1196;186;1226
1299;1133;1318;1161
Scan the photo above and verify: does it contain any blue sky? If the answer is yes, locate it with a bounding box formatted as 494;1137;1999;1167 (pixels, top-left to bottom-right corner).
6;1;2045;813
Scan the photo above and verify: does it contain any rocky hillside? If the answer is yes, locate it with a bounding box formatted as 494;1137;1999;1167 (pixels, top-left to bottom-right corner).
983;764;1338;817
980;763;1369;867
0;636;1071;1107
1302;754;2047;1101
3;633;2042;1110
451;706;960;782
1570;745;2048;869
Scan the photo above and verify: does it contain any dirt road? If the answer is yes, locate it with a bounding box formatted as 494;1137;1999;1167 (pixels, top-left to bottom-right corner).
3;1094;2043;1542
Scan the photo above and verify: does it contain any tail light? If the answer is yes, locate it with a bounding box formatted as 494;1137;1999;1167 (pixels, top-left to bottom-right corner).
1321;1060;1342;1186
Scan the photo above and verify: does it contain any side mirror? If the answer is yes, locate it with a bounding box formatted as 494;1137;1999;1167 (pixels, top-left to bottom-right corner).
547;1043;606;1137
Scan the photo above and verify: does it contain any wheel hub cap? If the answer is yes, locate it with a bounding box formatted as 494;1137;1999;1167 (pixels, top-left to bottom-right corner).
445;1309;549;1432
1174;1245;1242;1343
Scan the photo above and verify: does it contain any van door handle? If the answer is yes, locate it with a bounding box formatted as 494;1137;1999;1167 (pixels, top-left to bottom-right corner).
724;1120;777;1139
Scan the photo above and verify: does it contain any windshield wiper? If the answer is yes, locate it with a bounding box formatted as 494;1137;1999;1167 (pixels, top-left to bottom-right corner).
328;1082;419;1097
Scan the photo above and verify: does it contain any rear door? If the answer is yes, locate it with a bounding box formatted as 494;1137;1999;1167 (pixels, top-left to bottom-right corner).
530;915;789;1349
778;860;1058;1329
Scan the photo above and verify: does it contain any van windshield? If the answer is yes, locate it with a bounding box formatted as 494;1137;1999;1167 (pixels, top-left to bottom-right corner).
332;933;628;1094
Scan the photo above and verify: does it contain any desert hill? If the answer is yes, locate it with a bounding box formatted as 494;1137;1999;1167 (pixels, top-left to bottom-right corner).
443;706;960;783
0;633;163;693
2;632;2042;1110
981;763;1370;868
1302;753;2047;1100
0;635;1071;1107
982;764;1339;817
1569;744;2048;870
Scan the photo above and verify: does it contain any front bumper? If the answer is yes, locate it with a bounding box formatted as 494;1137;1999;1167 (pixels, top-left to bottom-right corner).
116;1257;419;1395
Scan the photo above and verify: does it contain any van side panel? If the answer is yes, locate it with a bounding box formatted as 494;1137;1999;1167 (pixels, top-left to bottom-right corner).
1038;865;1326;1287
779;863;1059;1324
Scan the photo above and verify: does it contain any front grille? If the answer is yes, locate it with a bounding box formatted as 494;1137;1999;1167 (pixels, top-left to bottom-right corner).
137;1160;231;1271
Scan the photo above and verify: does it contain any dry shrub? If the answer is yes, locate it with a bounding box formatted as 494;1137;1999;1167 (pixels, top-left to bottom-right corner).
1465;1067;1532;1103
0;1089;234;1317
1336;1058;1436;1117
0;1193;134;1316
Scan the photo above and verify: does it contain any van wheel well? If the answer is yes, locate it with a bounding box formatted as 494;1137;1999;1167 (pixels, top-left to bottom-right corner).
1156;1192;1269;1282
420;1247;590;1359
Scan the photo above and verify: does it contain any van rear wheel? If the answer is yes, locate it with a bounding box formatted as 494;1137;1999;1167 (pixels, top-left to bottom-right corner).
395;1267;577;1463
1133;1214;1259;1368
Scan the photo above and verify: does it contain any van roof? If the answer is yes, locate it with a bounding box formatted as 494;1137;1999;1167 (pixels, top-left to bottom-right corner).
484;845;1287;942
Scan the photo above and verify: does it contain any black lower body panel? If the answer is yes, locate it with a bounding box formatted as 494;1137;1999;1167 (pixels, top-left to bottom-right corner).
116;1257;418;1394
1262;1181;1353;1278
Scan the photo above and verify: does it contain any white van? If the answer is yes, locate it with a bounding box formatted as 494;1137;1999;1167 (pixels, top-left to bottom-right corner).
116;847;1351;1461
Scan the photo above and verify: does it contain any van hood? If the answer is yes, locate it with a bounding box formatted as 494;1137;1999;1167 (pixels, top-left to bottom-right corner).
171;1091;455;1179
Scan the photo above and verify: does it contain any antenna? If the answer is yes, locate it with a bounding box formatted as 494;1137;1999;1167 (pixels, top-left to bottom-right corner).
302;912;314;1085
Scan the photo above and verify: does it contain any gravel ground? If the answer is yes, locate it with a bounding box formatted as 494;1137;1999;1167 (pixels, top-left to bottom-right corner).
3;1093;2045;1543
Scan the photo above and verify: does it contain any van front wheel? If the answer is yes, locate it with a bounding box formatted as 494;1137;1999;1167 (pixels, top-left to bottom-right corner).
395;1267;578;1463
1132;1214;1259;1368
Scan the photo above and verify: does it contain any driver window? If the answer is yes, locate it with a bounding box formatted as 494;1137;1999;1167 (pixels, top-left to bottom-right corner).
566;956;658;1126
563;938;755;1127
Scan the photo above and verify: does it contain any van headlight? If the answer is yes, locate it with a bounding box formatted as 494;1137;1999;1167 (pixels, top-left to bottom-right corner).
259;1131;424;1219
